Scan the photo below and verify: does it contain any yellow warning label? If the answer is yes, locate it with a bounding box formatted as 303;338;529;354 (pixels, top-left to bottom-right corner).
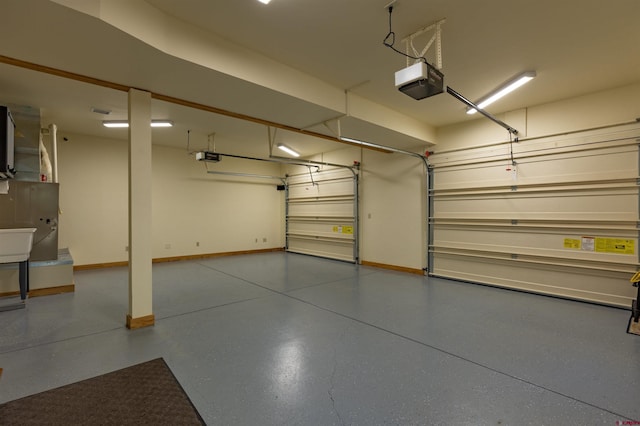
563;238;581;249
630;271;640;283
595;238;635;255
332;226;354;234
564;236;635;255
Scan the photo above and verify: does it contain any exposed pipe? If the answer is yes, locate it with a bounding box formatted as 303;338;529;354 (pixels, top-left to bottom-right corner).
48;123;58;183
339;136;428;161
339;136;430;177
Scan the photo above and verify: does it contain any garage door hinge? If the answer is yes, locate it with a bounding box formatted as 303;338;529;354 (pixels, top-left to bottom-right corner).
511;185;518;192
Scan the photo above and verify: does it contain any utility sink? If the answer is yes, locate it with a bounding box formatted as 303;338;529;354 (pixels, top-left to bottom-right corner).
0;228;37;263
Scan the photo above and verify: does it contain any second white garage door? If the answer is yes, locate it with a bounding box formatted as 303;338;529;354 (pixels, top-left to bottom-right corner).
286;167;358;262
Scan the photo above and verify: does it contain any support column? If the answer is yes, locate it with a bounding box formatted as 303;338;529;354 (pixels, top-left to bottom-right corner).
126;88;154;329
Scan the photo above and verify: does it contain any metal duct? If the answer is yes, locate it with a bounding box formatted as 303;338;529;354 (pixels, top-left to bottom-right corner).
8;104;40;181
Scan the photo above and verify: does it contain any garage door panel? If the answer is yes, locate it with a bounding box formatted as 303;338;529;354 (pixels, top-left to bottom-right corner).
286;167;357;262
431;252;635;306
434;141;638;190
288;200;354;217
288;219;355;239
428;123;640;307
433;190;638;221
434;226;638;265
288;179;354;199
287;236;355;262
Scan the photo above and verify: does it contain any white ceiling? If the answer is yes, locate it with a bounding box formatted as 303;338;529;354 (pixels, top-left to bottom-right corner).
1;0;639;157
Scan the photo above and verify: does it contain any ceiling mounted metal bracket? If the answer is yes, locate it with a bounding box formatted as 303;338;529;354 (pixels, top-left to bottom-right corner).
266;126;278;156
323;122;338;139
207;132;216;152
383;0;398;9
301;114;345;131
401;18;446;69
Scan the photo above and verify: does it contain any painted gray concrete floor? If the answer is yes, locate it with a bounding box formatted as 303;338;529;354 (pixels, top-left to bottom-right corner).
0;252;639;425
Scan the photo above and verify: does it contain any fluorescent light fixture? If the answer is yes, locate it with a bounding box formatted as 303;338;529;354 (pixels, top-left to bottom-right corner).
467;71;536;114
257;0;271;4
150;120;174;128
102;121;128;128
102;120;174;128
277;143;300;157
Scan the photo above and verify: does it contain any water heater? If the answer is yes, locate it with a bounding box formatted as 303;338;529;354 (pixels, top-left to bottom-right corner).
0;105;15;179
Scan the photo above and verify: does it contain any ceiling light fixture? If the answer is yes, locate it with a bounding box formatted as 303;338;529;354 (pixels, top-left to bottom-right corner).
257;0;271;4
467;71;536;114
150;120;174;128
91;107;111;115
102;121;128;128
102;120;174;128
277;144;300;157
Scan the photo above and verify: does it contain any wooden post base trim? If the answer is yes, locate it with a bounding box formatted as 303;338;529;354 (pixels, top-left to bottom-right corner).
628;318;640;336
126;314;155;330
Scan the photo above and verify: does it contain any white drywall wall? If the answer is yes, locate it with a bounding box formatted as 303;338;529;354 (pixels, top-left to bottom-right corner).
436;82;640;149
57;133;284;266
302;146;427;271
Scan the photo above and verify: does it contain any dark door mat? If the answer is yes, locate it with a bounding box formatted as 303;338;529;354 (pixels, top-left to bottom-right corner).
0;358;205;425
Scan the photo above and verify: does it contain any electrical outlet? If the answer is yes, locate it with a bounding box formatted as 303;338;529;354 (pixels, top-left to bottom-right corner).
196;241;200;247
262;237;267;243
125;246;129;252
255;238;258;243
164;243;171;249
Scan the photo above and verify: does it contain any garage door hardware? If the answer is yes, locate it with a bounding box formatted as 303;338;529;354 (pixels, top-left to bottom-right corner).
627;273;640;335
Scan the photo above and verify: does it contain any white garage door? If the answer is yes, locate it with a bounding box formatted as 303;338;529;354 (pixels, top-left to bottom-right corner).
286;167;358;262
428;123;640;307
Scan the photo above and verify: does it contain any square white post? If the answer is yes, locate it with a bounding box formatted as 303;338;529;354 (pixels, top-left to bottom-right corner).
127;88;154;329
